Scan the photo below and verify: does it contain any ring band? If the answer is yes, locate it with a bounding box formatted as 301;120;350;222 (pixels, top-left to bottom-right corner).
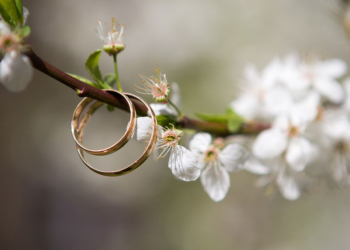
75;93;158;176
71;89;137;155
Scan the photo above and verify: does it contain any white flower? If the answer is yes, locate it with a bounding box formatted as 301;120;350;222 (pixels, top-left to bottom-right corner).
252;93;319;172
132;117;200;182
136;69;170;103
189;133;247;201
0;50;32;92
230;58;293;120
281;54;347;104
96;18;125;55
0;21;33;92
96;18;124;46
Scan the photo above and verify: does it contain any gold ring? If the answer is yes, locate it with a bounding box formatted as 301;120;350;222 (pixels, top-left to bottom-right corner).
75;93;158;176
71;89;137;155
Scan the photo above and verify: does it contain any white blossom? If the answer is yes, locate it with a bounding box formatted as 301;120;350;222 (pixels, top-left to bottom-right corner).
96;18;124;46
0;50;32;92
132;117;200;182
252;92;319;172
0;21;32;92
189;133;247;201
281;54;347;104
136;69;170;103
230;58;293;120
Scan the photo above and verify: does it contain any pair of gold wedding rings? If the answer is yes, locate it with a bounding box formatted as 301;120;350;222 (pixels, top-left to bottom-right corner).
71;89;158;176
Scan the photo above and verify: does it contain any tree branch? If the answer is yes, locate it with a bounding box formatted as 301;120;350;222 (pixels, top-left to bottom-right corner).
25;48;270;136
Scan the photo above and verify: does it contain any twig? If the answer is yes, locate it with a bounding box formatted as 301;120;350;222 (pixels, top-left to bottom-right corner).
24;48;270;136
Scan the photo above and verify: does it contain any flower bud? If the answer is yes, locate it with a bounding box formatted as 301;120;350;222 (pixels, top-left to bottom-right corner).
103;43;125;56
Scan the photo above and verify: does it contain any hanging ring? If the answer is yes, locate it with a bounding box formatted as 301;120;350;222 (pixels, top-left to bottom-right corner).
75;92;158;177
71;89;137;155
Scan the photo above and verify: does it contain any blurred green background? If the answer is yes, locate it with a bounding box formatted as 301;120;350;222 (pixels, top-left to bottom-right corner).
1;0;350;249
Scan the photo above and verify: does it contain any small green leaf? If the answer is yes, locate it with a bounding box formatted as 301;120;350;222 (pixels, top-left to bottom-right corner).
196;109;245;133
68;73;101;88
15;0;23;17
226;108;245;133
0;0;22;28
0;0;21;29
19;25;30;37
227;117;244;133
0;5;13;27
85;50;104;87
195;112;228;123
156;115;177;127
103;73;116;87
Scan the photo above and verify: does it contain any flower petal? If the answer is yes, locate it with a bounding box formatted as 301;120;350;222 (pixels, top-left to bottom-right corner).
132;117;154;142
189;133;212;154
252;129;288;159
168;145;200;182
264;87;293;117
244;158;270;175
277;173;300;200
290;91;320;126
170;82;181;107
243;63;260;84
323;112;350;142
189;133;212;169
201;165;230;202
149;103;176;116
273;116;289;131
23;7;29;24
314;77;344;104
0;21;11;34
317;59;347;79
230;94;259;120
0;51;33;92
286;137;317;172
219;143;247;172
261;57;282;88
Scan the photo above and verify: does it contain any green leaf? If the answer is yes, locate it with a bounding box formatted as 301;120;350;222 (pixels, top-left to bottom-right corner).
195;112;228;123
85;50;104;87
156;115;177;127
15;0;22;17
196;109;245;133
103;73;116;87
0;0;23;28
67;73;101;88
226;108;245;133
227;116;244;133
19;25;30;37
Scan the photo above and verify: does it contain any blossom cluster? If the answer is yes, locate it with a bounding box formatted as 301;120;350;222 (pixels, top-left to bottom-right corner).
231;54;350;200
137;54;350;202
